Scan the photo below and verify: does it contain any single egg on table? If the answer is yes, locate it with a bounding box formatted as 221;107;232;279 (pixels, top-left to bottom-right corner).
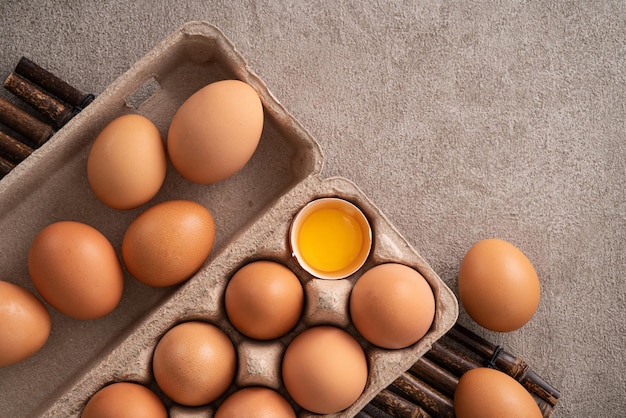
0;281;51;367
225;260;303;340
282;325;368;414
458;238;541;332
214;386;296;418
28;221;124;320
122;199;215;287
81;382;167;418
152;321;236;407
350;262;436;349
454;367;543;418
87;114;167;210
167;79;264;184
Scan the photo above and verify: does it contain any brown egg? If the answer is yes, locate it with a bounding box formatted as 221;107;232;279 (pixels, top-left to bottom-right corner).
81;382;167;418
458;238;541;332
28;221;124;320
167;79;264;184
152;321;236;406
87;114;167;210
122;200;215;287
0;281;51;367
282;325;368;414
225;260;303;340
214;387;296;418
454;367;543;418
349;263;435;349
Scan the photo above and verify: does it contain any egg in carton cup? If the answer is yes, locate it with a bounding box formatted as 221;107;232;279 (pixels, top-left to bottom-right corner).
0;22;458;417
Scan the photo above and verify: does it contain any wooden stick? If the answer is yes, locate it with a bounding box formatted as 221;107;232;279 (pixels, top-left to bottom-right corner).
15;56;93;108
448;324;526;374
531;391;558;418
0;97;54;147
0;155;15;177
354;407;377;418
408;356;458;399
390;373;454;418
424;338;478;377
447;324;561;406
369;389;432;418
4;72;74;129
0;130;33;162
521;368;560;412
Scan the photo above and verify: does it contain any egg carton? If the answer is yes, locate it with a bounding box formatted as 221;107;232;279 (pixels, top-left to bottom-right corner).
0;22;458;417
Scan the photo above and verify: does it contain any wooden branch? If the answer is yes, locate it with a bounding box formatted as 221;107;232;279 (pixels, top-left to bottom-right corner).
4;72;74;128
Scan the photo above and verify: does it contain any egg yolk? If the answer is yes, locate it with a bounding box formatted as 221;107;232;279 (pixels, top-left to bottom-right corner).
297;208;364;274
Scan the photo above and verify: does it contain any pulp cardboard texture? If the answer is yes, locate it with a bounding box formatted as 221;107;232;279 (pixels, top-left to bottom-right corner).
0;22;458;417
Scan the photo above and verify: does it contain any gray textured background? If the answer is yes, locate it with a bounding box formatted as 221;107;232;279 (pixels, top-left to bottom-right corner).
0;1;624;417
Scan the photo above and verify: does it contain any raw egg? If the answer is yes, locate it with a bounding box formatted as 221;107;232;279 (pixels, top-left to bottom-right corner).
225;260;303;340
152;321;236;406
28;221;124;320
81;382;167;418
454;367;543;418
87;114;167;210
290;198;372;279
122;199;215;287
282;325;368;414
458;238;540;332
167;79;264;184
350;263;435;349
0;281;51;367
214;387;296;418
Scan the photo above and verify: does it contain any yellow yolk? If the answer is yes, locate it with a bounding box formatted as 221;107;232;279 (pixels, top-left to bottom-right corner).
297;208;364;274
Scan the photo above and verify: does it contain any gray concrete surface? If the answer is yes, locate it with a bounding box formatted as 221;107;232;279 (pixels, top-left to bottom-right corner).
0;1;624;417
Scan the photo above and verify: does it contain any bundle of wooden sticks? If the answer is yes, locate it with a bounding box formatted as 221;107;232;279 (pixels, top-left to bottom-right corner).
359;323;560;418
0;57;94;178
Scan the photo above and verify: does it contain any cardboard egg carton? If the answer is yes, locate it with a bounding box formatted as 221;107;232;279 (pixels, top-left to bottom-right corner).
0;22;458;417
